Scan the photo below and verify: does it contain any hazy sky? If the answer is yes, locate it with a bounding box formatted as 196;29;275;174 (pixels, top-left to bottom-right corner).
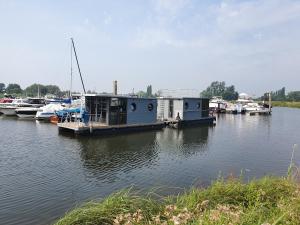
1;0;300;96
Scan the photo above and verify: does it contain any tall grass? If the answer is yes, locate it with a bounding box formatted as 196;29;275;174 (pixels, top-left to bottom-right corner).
54;176;300;225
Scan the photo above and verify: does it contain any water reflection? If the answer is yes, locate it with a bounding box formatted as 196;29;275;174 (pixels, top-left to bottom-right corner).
75;125;212;184
77;131;159;183
156;126;211;156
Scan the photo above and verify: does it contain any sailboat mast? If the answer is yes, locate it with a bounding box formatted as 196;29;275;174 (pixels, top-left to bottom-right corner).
70;40;73;98
71;38;86;94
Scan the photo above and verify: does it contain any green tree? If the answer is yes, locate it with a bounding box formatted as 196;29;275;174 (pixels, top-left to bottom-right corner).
223;85;239;101
86;90;97;94
287;91;300;101
136;91;147;97
24;84;61;97
269;87;286;101
45;85;60;95
201;81;238;100
24;84;47;97
6;83;22;94
0;83;5;92
201;81;226;98
146;85;152;97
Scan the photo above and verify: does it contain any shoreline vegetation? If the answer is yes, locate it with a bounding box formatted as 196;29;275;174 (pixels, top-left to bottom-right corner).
55;175;300;225
272;101;300;109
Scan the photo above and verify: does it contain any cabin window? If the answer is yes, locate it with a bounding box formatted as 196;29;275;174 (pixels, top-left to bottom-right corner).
197;102;201;109
148;103;154;111
184;102;189;110
131;103;137;111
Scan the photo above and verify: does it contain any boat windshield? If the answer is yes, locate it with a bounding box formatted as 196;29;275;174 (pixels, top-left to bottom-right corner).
27;98;45;104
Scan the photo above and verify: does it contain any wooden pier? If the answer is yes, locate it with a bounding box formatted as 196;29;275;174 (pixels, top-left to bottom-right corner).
249;110;271;116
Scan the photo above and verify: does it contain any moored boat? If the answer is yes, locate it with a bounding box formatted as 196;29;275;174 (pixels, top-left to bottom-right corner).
226;103;246;114
50;115;59;124
15;107;40;118
0;99;31;116
243;102;264;112
209;96;227;113
0;98;45;116
36;104;65;121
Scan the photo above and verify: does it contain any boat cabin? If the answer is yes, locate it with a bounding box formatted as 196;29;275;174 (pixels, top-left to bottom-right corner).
84;94;158;126
157;97;210;121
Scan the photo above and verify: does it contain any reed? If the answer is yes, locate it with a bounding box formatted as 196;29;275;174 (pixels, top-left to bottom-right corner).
272;101;300;108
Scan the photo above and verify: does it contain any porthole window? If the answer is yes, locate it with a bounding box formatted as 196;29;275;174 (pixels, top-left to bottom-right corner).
196;102;201;109
148;103;154;111
131;103;137;111
184;102;189;110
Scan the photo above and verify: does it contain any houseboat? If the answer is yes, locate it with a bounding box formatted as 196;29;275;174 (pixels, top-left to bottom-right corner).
57;94;164;135
157;97;215;128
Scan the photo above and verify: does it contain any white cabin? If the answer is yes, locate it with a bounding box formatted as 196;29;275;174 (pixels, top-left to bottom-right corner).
157;97;210;121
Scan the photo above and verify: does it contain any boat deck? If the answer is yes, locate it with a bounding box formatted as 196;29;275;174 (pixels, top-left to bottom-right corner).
166;117;216;128
57;121;165;135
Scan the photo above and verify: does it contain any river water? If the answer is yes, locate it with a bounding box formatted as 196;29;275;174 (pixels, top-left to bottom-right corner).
0;107;300;225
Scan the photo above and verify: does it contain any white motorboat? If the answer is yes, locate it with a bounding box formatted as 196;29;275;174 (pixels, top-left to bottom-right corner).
0;99;31;116
226;103;245;114
0;98;45;116
26;98;46;107
15;107;40;118
209;96;227;113
36;104;65;121
243;102;264;112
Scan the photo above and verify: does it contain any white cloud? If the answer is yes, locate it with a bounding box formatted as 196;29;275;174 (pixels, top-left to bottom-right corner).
153;0;189;14
134;0;300;50
133;27;207;48
103;11;112;25
215;0;300;36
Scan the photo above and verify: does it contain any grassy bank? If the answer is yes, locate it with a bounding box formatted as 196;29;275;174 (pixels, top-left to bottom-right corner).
272;101;300;108
55;176;300;225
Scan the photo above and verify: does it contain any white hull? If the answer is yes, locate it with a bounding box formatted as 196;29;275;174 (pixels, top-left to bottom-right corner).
16;114;36;118
35;112;55;120
244;107;264;112
15;107;39;119
0;107;17;116
209;97;227;113
209;102;226;109
35;103;65;121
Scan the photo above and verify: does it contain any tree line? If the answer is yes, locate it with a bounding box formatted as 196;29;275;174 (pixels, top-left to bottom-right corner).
0;83;69;97
201;82;300;102
2;82;300;102
262;87;300;102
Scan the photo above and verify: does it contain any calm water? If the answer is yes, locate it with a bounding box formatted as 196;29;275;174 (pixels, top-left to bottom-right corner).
0;107;300;225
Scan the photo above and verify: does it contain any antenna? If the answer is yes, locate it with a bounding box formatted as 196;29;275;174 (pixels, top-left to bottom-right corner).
71;38;86;94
